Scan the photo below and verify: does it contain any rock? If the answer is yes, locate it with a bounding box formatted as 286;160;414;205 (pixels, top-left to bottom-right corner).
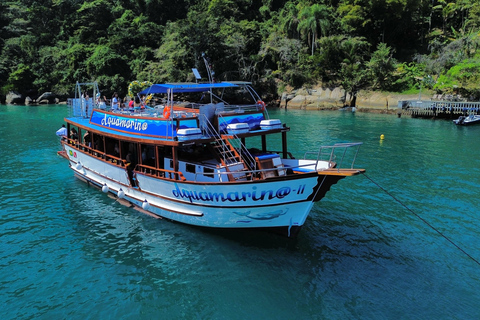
25;96;33;105
37;92;56;104
6;92;23;105
279;84;422;113
280;86;348;109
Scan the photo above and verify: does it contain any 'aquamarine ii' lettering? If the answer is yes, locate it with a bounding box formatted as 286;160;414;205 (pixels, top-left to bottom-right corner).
101;113;148;131
172;185;306;203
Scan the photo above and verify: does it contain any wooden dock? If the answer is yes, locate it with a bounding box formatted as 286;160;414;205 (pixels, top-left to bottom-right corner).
397;100;480;119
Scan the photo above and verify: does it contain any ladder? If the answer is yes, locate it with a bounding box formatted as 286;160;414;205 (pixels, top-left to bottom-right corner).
210;138;250;181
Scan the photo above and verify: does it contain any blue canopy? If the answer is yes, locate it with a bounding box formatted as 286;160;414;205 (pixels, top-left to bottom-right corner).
139;82;239;95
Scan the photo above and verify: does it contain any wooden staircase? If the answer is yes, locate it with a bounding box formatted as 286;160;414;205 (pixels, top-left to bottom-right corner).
210;138;250;181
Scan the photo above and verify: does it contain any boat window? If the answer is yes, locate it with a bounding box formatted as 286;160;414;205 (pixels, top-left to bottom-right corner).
204;167;214;178
105;137;120;158
186;163;196;173
141;144;155;166
157;146;165;169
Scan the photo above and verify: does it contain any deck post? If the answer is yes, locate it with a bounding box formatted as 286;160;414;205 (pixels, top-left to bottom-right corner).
261;135;267;153
282;130;288;159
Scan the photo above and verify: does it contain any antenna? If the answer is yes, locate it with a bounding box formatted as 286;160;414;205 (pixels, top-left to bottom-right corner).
201;52;214;84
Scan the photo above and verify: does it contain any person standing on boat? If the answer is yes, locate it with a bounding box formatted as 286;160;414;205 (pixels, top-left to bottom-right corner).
111;92;119;111
126;151;136;186
82;92;90;117
128;97;135;112
83;131;91;148
70;128;78;141
97;93;107;109
56;124;67;139
134;96;141;112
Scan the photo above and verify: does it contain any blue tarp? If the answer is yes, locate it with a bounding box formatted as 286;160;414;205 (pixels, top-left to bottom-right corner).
139;82;239;94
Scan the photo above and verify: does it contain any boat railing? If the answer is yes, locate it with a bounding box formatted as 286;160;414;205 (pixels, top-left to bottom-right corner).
190;165;284;181
136;164;186;181
303;142;363;171
215;113;257;169
199;114;242;165
220;103;266;114
68;98;95;118
66;139;128;166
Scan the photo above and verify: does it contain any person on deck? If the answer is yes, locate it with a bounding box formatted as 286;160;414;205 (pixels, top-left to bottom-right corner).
56;124;67;139
111;92;119;111
70;128;78;141
83;131;91;148
134;96;141;112
128;98;135;112
126;152;136;186
97;93;107;109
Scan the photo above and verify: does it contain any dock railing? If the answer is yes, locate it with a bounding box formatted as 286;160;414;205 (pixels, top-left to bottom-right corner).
398;100;480;118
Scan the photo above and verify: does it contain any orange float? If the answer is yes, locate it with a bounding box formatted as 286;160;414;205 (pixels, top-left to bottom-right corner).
257;100;266;110
163;106;171;119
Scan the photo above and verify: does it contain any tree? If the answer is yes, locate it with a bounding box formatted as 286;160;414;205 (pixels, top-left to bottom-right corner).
74;0;113;44
337;37;370;106
297;4;330;55
279;1;300;39
139;21;191;83
366;43;396;90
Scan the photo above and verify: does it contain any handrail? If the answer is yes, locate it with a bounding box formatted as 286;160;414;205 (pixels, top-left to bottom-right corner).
136;164;186;181
303;142;363;171
216;113;257;170
198;114;242;166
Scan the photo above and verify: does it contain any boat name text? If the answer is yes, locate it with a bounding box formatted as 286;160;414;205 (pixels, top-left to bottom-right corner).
172;184;306;203
101;113;148;131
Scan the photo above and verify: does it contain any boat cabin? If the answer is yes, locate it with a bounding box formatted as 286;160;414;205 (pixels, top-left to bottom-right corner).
62;82;301;187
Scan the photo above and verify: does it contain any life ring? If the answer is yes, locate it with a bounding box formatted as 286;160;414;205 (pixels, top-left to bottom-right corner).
257;100;266;110
163;107;171;119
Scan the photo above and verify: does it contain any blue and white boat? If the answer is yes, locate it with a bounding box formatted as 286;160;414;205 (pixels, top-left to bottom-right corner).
58;81;365;237
453;114;480;125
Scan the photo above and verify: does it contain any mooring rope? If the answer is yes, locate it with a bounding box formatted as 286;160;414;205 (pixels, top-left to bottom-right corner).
361;172;480;267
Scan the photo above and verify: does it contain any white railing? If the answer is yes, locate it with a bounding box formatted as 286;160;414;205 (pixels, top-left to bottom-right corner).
303;142;363;171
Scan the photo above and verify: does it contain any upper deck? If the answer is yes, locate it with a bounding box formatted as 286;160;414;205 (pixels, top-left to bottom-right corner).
66;82;287;144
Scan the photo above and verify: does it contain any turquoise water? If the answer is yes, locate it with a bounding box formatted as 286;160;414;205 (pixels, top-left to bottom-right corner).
1;105;479;319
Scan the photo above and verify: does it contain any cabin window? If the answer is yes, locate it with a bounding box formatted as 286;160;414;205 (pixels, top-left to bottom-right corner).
186;163;196;173
105;137;120;159
141;144;155;167
204;167;214;178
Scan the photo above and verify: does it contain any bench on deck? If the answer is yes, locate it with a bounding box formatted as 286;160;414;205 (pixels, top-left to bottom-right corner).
255;154;286;179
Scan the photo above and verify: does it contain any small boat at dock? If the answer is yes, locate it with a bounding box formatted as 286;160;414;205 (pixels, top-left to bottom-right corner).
57;81;365;237
453;114;480;125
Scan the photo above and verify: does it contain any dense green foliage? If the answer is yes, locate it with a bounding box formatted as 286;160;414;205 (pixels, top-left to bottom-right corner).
1;0;480;101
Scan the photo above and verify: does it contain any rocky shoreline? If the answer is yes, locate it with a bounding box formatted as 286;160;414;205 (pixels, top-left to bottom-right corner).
279;86;421;114
3;85;423;113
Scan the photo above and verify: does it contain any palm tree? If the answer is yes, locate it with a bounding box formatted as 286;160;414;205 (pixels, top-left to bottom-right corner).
297;4;330;55
279;2;300;39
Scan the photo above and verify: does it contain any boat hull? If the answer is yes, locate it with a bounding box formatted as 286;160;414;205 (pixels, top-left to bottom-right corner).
64;145;344;235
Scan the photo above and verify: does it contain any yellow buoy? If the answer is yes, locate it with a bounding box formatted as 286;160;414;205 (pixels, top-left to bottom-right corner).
380;134;385;140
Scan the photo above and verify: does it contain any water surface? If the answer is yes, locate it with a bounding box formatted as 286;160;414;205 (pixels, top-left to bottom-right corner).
1;105;479;319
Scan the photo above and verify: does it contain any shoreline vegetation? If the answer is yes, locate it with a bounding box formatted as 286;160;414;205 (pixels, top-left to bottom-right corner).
2;85;432;116
2;1;480;110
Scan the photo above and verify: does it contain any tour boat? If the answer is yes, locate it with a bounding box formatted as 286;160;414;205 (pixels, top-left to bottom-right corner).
57;81;365;237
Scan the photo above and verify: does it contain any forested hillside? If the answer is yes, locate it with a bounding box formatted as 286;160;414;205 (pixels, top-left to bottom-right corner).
1;0;480;102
